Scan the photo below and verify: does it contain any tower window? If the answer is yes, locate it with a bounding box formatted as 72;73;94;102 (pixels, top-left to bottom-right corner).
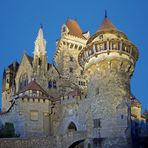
99;34;103;39
63;27;66;32
68;122;77;132
48;80;57;89
6;79;9;83
121;115;124;119
80;70;83;75
38;58;42;66
94;119;101;128
19;73;28;90
48;80;52;89
70;56;73;62
53;80;57;88
69;67;73;73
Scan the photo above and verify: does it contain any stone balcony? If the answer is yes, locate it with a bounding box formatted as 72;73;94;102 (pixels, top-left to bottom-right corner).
78;39;138;68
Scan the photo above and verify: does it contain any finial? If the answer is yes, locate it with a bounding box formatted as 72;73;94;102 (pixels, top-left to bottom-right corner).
23;48;26;54
40;23;43;29
105;10;107;18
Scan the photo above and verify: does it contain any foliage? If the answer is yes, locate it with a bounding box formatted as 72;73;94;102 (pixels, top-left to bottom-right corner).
0;122;16;138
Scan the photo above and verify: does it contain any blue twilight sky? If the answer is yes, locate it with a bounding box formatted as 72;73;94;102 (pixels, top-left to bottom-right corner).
0;0;148;111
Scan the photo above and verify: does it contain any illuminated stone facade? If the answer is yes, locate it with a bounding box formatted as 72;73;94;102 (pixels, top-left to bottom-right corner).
0;15;146;147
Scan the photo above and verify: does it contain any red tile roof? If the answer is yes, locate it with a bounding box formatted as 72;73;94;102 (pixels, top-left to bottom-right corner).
97;17;117;32
19;81;48;96
66;19;86;40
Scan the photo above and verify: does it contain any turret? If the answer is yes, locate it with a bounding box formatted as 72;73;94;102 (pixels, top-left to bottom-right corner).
2;61;19;111
33;25;47;74
54;19;88;89
78;14;139;147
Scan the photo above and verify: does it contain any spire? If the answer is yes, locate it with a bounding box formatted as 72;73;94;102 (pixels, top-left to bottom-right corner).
37;24;44;39
34;25;46;56
33;25;47;73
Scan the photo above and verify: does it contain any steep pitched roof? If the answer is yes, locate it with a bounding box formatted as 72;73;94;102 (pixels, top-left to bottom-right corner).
19;80;48;96
96;17;117;32
66;19;86;39
26;54;33;66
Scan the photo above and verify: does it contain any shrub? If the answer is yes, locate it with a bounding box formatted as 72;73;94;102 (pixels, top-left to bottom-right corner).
0;122;15;138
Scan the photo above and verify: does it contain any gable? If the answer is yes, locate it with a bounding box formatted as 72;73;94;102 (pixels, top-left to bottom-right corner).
15;53;33;92
47;64;60;79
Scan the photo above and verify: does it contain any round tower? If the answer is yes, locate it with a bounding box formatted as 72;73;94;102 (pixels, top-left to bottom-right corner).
78;14;139;147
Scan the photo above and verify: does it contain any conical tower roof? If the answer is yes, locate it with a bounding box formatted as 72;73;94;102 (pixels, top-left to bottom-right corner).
96;12;117;32
97;17;117;32
66;19;86;39
87;12;128;44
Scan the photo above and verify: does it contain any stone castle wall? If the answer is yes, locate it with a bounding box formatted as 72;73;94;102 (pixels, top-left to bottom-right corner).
0;137;54;148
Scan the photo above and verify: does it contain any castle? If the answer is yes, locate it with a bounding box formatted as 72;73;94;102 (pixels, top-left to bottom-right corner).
0;14;146;147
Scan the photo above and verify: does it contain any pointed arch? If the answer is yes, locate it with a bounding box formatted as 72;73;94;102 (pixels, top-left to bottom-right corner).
19;73;28;90
68;122;77;132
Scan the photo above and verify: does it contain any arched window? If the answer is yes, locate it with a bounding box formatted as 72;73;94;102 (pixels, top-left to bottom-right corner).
68;122;77;132
48;80;57;89
69;67;73;73
53;80;57;88
19;73;28;90
48;80;52;88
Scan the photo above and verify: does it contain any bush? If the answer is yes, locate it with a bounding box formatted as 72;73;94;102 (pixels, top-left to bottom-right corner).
0;122;15;138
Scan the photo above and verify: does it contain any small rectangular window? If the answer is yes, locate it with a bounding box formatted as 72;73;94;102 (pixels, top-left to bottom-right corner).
79;81;81;85
30;111;38;121
70;57;73;62
80;70;83;75
53;81;57;89
94;119;101;128
69;67;73;73
48;80;52;88
99;34;103;39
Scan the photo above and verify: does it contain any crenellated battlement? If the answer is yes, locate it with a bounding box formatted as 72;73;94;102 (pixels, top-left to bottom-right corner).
61;94;87;104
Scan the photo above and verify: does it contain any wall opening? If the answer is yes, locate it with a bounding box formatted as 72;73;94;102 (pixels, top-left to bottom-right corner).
68;122;77;132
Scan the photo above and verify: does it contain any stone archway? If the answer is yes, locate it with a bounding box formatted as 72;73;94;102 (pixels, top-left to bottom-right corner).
68;139;85;148
61;131;87;148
